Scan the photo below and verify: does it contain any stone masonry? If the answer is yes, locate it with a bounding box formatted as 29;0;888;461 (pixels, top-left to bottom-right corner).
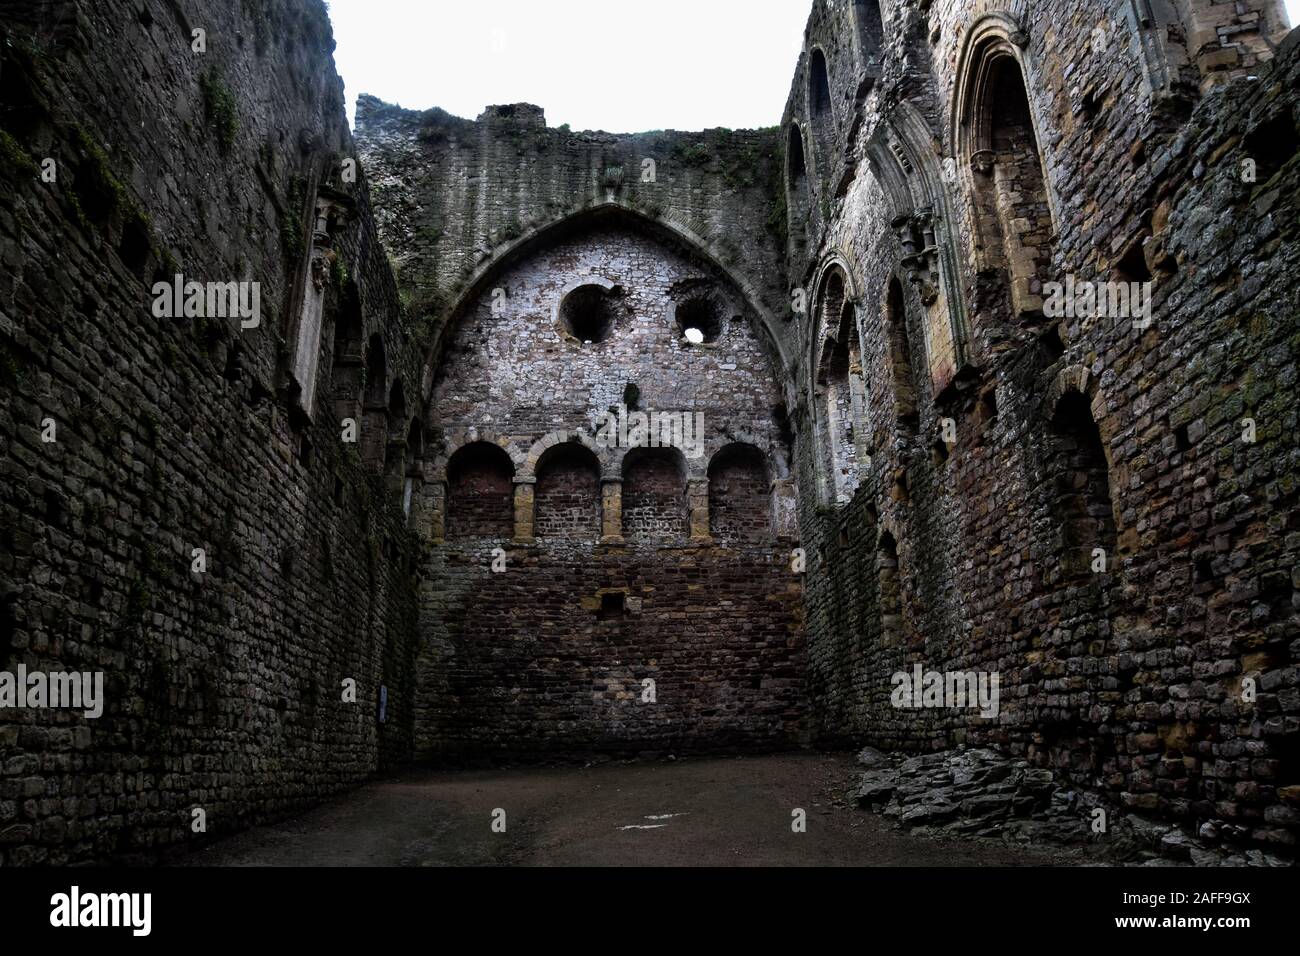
0;0;1297;864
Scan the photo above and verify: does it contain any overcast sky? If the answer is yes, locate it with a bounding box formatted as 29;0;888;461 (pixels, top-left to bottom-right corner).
327;0;812;132
327;0;1300;132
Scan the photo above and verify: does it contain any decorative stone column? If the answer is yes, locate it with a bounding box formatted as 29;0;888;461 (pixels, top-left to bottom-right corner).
687;477;712;543
600;478;624;545
512;478;535;544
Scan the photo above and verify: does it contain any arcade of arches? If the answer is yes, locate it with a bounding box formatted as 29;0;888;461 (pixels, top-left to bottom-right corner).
1;0;1296;865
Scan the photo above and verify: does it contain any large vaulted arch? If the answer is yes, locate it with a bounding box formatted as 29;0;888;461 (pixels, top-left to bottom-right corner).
414;196;803;756
416;201;794;407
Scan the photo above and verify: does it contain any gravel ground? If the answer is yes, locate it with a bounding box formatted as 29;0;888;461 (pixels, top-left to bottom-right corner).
177;752;1078;867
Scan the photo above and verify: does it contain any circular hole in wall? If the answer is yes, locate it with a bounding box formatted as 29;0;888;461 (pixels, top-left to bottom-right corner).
676;296;723;344
559;284;618;343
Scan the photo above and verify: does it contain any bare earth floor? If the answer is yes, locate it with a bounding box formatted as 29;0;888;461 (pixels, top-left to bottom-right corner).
178;752;1078;867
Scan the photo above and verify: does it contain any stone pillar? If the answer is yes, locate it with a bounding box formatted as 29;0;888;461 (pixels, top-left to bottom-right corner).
512;478;535;544
600;478;624;545
687;477;712;543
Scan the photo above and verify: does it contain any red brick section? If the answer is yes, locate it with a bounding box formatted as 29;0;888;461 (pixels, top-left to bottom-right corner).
709;449;771;543
623;452;687;541
417;547;806;757
446;444;514;538
535;449;600;541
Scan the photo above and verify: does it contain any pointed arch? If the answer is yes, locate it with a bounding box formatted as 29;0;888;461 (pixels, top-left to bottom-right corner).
786;122;812;243
876;529;902;647
1041;366;1118;583
865;100;973;389
952;14;1059;318
384;378;409;489
884;275;918;429
417;201;793;406
807;47;834;180
403;416;424;520
811;261;867;504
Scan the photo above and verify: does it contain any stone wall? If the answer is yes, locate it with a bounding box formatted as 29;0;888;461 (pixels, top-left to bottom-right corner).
0;0;423;864
1;0;1296;865
354;96;801;405
787;0;1299;853
411;215;806;756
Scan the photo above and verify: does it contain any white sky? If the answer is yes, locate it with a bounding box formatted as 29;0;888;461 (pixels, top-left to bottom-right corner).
327;0;811;132
327;0;1300;133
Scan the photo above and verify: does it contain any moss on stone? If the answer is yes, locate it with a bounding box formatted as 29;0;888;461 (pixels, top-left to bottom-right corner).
331;255;349;292
200;70;239;153
0;128;39;181
280;175;307;263
0;341;26;388
66;124;126;232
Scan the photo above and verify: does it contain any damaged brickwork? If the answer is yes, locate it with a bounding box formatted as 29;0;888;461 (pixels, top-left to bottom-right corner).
786;0;1299;860
0;0;1297;866
0;0;423;864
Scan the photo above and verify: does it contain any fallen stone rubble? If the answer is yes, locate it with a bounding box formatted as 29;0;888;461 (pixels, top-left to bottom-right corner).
853;746;1293;867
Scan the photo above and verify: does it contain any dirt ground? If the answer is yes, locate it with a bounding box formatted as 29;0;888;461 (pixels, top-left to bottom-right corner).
178;752;1074;867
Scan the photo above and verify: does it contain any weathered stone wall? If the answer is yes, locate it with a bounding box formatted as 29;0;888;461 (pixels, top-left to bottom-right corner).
2;0;1296;866
412;218;806;757
0;0;422;864
787;0;1299;853
354;96;800;399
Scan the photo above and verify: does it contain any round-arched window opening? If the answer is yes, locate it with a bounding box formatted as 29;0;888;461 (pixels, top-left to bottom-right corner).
560;284;618;344
676;296;723;344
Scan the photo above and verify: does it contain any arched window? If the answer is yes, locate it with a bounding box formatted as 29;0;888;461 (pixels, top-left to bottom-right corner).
807;49;833;178
708;444;770;543
403;418;423;520
854;0;885;68
786;123;810;238
959;40;1054;317
534;443;601;541
1047;391;1116;581
621;447;687;542
809;48;832;118
877;530;902;647
816;269;866;503
330;281;364;426
384;379;408;488
446;442;515;539
362;334;388;471
885;277;918;428
988;58;1053;311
